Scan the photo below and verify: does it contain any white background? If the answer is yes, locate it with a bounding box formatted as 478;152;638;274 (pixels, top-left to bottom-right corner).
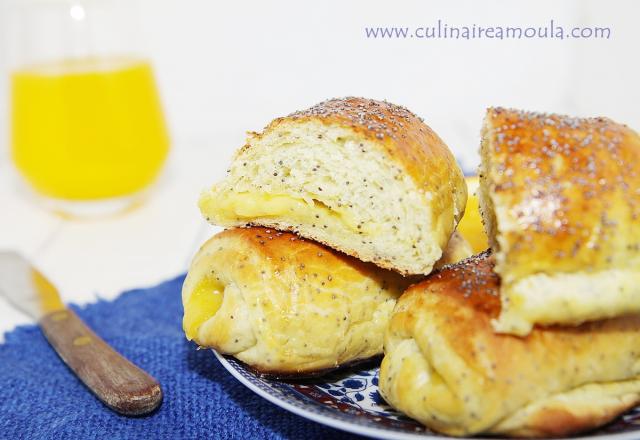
0;0;638;337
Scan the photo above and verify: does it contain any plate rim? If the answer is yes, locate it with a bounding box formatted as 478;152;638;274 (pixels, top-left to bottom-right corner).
214;350;640;440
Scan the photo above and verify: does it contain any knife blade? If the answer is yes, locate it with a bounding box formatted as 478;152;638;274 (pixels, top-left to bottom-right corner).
0;252;162;416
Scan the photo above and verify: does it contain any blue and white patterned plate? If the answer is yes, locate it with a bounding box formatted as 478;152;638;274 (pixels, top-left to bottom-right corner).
214;351;640;440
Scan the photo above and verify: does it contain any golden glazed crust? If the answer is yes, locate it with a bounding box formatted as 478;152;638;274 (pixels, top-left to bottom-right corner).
379;252;640;437
479;108;640;334
182;227;414;376
482;107;640;278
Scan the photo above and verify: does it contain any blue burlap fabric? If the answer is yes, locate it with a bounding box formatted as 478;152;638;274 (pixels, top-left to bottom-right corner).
0;275;360;439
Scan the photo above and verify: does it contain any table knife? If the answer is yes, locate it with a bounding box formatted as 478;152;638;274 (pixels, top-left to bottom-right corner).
0;252;162;416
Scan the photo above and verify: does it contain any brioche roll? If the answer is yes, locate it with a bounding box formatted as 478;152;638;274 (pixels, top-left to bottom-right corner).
199;97;467;276
479;108;640;335
182;227;415;376
379;253;640;437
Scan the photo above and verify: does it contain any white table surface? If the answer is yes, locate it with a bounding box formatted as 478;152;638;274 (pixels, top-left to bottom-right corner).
0;136;242;341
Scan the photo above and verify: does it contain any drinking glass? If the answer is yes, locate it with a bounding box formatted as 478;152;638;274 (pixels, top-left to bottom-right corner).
5;0;170;216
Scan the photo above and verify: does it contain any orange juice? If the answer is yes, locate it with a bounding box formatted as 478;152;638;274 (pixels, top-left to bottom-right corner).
11;56;169;200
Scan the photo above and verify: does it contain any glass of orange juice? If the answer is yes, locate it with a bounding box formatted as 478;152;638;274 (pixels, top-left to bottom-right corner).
6;0;169;216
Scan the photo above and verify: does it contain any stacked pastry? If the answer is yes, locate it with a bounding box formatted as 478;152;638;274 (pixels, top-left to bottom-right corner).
182;97;470;376
379;108;640;437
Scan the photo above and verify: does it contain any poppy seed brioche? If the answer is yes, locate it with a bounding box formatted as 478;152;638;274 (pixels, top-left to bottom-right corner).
379;253;640;437
182;227;413;376
199;97;467;276
479;108;640;335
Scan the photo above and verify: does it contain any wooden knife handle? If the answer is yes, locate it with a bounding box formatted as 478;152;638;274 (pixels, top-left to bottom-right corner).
39;309;163;416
